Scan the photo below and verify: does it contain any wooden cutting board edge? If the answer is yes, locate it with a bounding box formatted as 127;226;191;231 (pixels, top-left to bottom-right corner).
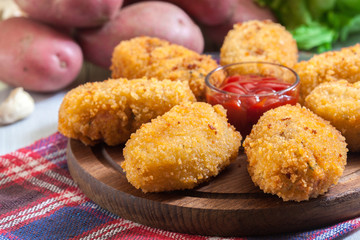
66;139;360;237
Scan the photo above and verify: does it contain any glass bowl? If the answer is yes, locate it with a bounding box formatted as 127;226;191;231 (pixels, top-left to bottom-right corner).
205;61;299;137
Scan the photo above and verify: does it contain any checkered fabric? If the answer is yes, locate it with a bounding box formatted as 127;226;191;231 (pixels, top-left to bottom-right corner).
0;132;359;240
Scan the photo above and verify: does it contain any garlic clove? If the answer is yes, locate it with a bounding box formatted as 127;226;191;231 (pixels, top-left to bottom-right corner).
0;0;25;21
0;87;35;125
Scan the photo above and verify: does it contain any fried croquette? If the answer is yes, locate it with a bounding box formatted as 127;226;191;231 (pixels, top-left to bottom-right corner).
294;44;360;104
220;20;298;68
243;104;348;202
58;78;196;146
121;102;242;193
110;36;221;100
305;80;360;152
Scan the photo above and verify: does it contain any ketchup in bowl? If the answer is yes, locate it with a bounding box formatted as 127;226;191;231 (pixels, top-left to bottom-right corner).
205;62;299;137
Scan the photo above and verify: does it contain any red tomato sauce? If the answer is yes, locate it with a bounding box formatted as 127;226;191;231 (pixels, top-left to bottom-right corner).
206;74;299;137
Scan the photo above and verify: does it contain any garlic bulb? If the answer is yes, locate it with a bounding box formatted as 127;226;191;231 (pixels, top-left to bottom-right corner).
0;0;24;21
0;87;35;125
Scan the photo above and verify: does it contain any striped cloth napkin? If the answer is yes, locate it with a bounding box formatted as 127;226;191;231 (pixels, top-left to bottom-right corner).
0;132;359;240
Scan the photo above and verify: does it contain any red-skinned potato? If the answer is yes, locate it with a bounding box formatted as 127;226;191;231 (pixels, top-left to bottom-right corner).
202;0;276;48
0;17;83;92
14;0;124;27
77;1;204;68
164;0;236;26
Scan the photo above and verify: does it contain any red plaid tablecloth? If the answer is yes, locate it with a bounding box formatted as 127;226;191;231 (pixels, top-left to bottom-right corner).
0;132;359;240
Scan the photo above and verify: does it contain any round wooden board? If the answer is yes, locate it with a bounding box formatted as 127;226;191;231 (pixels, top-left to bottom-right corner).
67;139;360;237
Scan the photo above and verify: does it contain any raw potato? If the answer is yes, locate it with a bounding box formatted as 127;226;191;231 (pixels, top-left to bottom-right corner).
165;0;235;26
0;17;83;92
77;1;204;68
14;0;124;27
201;0;276;48
0;87;34;125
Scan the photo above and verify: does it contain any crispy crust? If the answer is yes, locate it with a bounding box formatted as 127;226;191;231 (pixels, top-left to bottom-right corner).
122;102;242;193
58;77;196;146
243;104;348;202
294;44;360;104
220;20;298;68
110;36;221;100
305;80;360;152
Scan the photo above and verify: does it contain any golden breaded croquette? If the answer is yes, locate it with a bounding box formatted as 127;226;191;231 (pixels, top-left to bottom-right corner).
121;102;242;193
110;36;221;100
243;104;348;202
294;44;360;104
305;80;360;152
58;77;196;146
220;20;298;68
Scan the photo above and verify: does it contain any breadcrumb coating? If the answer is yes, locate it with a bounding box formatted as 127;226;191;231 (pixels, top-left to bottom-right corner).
220;20;298;68
121;102;242;193
110;36;221;100
243;104;348;202
58;78;196;146
305;80;360;152
294;44;360;104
